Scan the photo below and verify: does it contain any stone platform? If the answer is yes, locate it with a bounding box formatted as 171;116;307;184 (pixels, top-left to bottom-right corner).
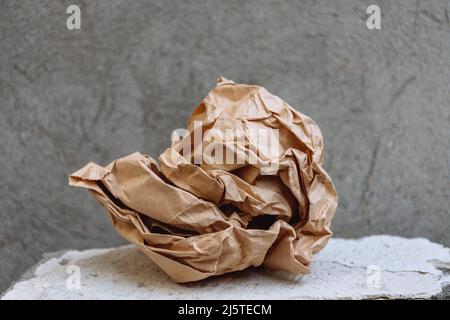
2;235;449;300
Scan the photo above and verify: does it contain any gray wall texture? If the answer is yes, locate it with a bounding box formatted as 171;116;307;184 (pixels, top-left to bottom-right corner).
1;0;449;291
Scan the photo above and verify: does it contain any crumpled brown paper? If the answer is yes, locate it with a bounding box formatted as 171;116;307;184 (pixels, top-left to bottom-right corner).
69;77;338;282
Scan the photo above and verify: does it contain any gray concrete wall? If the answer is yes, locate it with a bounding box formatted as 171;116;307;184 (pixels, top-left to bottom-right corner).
1;0;449;291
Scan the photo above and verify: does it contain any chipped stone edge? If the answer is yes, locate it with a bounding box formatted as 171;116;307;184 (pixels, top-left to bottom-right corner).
0;250;69;300
430;259;450;300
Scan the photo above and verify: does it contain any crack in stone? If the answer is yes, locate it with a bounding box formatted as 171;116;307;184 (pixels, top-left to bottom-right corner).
357;136;381;226
420;10;443;25
390;76;416;105
322;260;437;275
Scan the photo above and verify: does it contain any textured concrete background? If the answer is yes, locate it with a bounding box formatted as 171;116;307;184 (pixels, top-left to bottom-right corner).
0;0;449;291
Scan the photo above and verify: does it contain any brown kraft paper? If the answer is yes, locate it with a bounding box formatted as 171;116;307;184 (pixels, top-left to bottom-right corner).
69;77;338;282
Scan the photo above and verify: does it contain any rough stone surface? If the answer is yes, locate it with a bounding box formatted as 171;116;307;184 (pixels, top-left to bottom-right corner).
2;236;449;300
1;0;449;291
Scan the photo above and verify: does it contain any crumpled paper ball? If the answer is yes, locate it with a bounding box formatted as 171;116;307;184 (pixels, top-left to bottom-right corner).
69;77;338;282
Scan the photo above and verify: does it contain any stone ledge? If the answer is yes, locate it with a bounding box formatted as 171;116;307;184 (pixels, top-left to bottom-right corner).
2;235;449;300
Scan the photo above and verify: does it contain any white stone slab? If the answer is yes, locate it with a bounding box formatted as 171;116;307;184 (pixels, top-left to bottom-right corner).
2;235;449;300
